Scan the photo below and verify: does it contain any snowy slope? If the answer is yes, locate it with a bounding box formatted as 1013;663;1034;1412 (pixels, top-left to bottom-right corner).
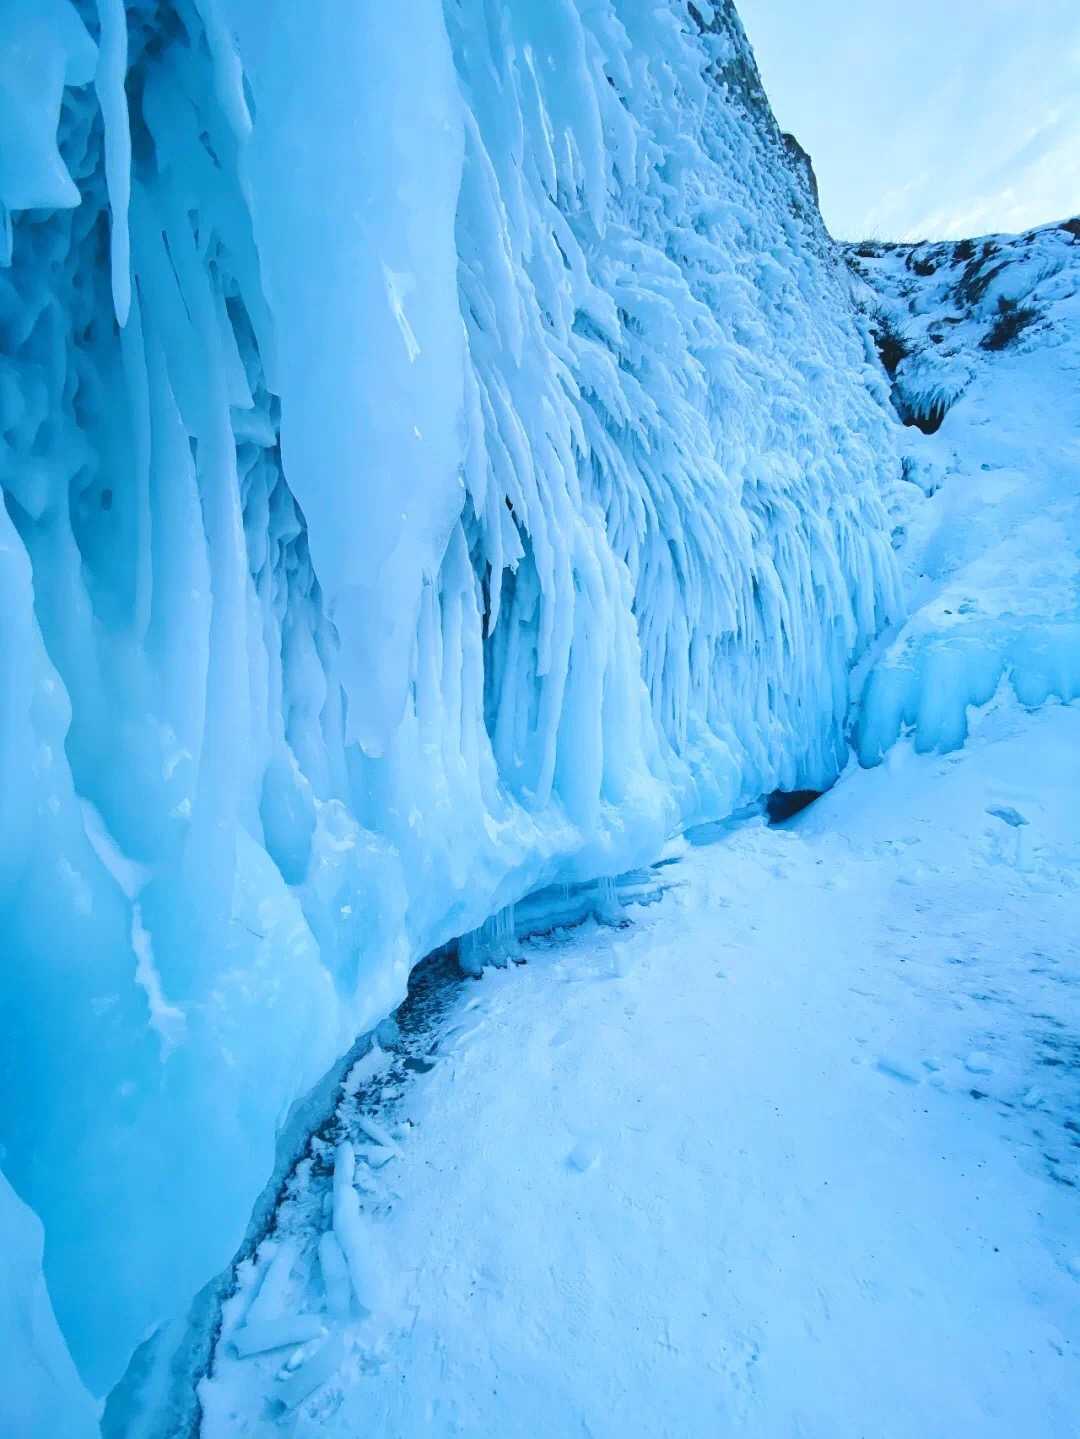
0;0;902;1419
192;220;1080;1437
198;694;1080;1439
848;221;1080;759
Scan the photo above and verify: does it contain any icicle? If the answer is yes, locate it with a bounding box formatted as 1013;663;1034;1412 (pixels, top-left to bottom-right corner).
458;902;518;975
95;0;131;326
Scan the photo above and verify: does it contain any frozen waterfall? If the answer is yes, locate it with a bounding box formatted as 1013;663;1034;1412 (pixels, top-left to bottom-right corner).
0;0;903;1424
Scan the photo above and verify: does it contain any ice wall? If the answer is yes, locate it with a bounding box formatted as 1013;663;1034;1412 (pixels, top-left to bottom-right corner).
0;1176;101;1439
0;0;901;1416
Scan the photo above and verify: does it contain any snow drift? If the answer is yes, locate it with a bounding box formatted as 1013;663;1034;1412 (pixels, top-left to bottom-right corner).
0;0;903;1422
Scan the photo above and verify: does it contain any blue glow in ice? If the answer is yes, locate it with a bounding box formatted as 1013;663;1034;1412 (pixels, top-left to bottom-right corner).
0;0;918;1419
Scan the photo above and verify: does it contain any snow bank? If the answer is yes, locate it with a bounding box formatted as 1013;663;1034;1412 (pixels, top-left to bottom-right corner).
848;223;1080;761
0;0;900;1412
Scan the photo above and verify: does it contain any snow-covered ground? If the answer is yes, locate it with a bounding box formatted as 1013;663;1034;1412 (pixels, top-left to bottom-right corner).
200;692;1080;1439
848;221;1080;761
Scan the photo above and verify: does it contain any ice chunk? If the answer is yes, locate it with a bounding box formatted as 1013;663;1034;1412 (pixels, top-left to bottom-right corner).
332;1142;388;1316
271;1331;345;1413
245;1241;299;1327
232;1313;324;1358
355;1114;403;1157
318;1231;353;1324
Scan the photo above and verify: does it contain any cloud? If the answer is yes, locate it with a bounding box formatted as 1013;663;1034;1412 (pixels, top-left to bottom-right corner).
908;107;1080;240
738;0;1080;239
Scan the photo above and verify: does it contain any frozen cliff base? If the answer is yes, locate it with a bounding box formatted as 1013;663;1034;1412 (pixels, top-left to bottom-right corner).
1;0;902;1418
198;693;1080;1439
117;200;1080;1428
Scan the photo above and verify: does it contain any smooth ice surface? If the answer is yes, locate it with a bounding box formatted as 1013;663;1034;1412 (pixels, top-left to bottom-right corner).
0;1176;100;1439
0;0;901;1409
849;222;1080;760
199;695;1080;1438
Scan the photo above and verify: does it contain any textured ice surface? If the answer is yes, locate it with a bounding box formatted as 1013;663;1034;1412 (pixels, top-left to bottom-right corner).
0;1176;100;1439
848;223;1080;760
0;0;902;1410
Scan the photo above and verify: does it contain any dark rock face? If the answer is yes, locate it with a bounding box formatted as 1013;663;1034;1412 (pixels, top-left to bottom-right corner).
765;788;823;823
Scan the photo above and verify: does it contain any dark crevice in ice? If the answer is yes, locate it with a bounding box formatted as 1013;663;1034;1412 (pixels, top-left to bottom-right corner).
106;860;674;1437
765;788;824;824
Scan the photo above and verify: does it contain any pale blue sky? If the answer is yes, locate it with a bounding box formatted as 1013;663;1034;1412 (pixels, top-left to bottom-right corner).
737;0;1080;240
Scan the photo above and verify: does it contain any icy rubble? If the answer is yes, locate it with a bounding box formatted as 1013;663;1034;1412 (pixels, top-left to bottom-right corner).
848;222;1080;759
0;0;903;1418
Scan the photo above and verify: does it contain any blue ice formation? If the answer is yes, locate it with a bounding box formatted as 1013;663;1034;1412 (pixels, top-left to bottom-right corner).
0;0;903;1421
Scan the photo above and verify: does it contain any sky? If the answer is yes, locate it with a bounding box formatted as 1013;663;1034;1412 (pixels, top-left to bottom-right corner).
736;0;1080;241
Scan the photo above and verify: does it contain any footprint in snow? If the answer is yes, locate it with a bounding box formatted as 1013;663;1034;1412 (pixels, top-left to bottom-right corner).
986;805;1028;828
875;1056;922;1085
567;1135;603;1172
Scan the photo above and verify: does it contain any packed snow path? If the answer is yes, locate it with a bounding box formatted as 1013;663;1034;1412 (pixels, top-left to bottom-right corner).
201;698;1080;1439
